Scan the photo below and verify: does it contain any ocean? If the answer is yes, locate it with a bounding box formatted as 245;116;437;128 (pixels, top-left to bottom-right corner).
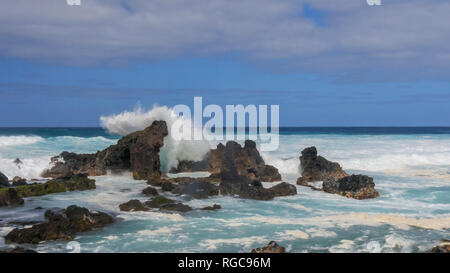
1;126;449;253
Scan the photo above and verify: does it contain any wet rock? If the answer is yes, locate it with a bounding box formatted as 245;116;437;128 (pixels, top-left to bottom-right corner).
160;203;192;212
5;205;114;244
269;182;297;197
219;180;275;201
296;147;348;186
171;181;219;199
13;158;23;166
251;241;286;253
119;200;148;212
142;186;159;196
12;176;27;186
145;196;175;208
161;182;176;192
0;247;37;253
201;204;221;210
0;171;9;187
0;188;24;207
323;174;379;200
42;121;168;180
430;240;450;253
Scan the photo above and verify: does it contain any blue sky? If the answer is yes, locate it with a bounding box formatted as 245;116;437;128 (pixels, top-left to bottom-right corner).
1;0;450;126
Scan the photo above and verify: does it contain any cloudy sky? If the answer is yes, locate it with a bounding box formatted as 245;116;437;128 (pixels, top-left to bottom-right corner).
1;0;450;126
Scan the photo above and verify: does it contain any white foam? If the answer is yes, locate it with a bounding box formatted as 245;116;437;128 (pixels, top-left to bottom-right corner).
0;156;51;179
100;105;211;172
0;135;44;147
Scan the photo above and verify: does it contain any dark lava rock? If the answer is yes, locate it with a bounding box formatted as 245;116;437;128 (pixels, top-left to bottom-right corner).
269;182;297;197
0;171;9;187
323;174;379;200
42;121;168;181
171;181;219;199
161;182;176;192
201;204;221;210
12;176;27;186
0;247;37;253
251;241;286;253
119;200;148;212
220;180;275;201
160;203;192;212
145;196;175;208
142;186;159;196
296;147;348;186
0;188;24;207
5;205;114;244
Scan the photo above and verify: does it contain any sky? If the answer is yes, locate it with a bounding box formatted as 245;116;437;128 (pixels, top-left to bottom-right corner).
1;0;450;127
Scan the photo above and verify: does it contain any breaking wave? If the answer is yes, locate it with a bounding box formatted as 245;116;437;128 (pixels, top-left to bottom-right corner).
0;135;44;147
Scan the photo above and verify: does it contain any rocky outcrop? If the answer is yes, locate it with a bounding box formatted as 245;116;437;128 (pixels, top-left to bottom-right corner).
296;147;348;186
142;186;159;196
269;182;297;197
42;121;168;180
5;205;114;244
323;174;379;200
251;241;286;253
0;188;24;207
0;171;9;187
430;240;450;253
12;176;27;186
119;200;148;211
220;180;275;201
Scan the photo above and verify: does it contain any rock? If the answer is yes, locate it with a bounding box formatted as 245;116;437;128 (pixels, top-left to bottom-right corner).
171;181;219;199
5;205;114;244
201;204;221;210
296;147;348;186
323;174;379;200
251;241;285;253
12;176;27;186
0;188;24;207
219;180;275;201
161;182;176;192
145;196;175;208
269;182;297;197
42;121;168;180
0;171;9;187
13;158;23;165
259;165;282;182
430;240;450;253
0;247;37;253
160;203;192;212
119;200;148;211
142;186;159;196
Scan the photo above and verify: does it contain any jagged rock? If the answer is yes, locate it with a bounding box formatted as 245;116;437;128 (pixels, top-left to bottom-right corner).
0;188;24;207
171;181;219;199
0;171;9;187
145;196;175;208
161;182;176;192
251;241;286;253
323;174;379;200
159;203;192;212
5;205;114;244
142;186;159;196
269;182;297;197
119;200;148;211
0;247;37;253
296;147;348;186
12;176;27;186
42;121;168;180
220;180;275;201
201;204;221;210
430;240;450;253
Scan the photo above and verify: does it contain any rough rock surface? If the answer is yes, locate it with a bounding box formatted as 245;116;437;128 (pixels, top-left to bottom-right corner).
0;188;24;207
171;181;219;199
269;182;297;197
42;121;168;180
323;174;379;200
159;203;192;212
145;196;175;208
5;205;114;244
119;200;148;211
142;186;159;196
251;241;286;253
0;171;9;187
220;180;275;201
296;147;348;185
430;240;450;253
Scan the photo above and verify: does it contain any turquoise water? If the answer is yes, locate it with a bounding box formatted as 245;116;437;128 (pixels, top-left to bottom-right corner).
0;127;449;253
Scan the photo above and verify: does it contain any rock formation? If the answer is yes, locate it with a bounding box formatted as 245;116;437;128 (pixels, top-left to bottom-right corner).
0;171;9;187
323;174;379;200
251;241;286;253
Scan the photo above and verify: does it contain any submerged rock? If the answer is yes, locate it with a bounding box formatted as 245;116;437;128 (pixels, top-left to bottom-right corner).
142;186;159;196
159;203;192;212
323;174;379;200
119;200;148;212
0;171;9;187
269;182;297;197
161;182;176;192
5;205;114;244
0;188;24;207
251;241;286;253
145;196;175;208
201;204;221;210
171;181;219;199
42;121;168;180
220;180;275;201
296;147;348;186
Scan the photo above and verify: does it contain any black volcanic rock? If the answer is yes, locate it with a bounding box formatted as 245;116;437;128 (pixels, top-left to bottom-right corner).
119;200;148;212
269;182;297;197
323;174;379;200
251;241;286;253
171;181;219;199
